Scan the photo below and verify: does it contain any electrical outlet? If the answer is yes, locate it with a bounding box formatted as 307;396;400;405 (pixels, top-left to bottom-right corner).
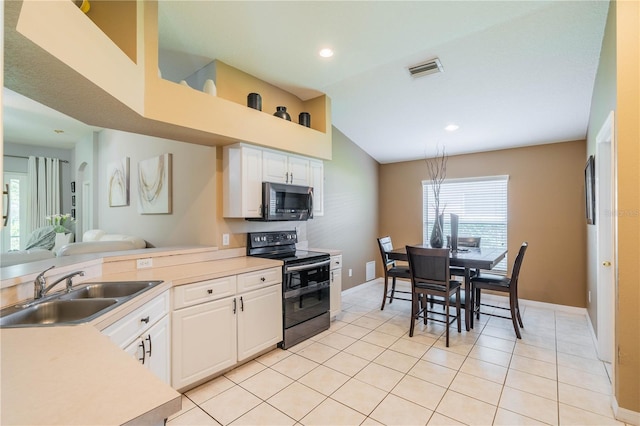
137;258;153;269
222;233;230;246
348;269;353;277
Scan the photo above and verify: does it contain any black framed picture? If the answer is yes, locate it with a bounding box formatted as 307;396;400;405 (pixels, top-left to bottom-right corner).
72;195;76;207
71;181;76;193
585;155;595;225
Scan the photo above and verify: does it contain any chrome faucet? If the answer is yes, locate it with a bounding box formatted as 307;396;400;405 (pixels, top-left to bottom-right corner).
34;268;85;299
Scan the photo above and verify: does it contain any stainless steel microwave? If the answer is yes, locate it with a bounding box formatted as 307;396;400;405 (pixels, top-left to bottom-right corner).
259;182;314;221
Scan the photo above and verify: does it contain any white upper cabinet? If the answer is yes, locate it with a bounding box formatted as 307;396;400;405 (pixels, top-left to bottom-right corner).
224;143;324;219
223;144;263;218
263;150;310;186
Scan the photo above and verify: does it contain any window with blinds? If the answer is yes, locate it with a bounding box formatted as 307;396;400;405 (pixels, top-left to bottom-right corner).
423;175;509;272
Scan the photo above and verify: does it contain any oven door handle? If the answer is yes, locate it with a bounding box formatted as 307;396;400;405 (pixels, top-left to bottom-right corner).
284;281;330;299
285;259;330;272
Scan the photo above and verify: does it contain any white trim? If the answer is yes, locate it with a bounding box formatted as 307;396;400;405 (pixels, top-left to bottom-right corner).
612;397;640;425
421;175;509;185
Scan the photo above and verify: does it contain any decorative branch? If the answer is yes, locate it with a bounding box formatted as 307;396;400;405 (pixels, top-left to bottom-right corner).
425;146;448;216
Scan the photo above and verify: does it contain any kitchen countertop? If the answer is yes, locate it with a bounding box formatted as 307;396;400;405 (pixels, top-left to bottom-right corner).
1;253;283;425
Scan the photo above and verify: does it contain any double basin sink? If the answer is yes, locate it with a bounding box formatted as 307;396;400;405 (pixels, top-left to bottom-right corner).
0;281;163;328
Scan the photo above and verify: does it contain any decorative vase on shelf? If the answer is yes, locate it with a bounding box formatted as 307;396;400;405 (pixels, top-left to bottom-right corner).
247;93;262;111
299;112;311;127
430;212;444;248
273;106;291;121
203;79;217;96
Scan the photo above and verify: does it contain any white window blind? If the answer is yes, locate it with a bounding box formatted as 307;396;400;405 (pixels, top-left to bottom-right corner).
423;175;509;272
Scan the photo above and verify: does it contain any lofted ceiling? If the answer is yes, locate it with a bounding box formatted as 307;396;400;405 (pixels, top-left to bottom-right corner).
3;1;609;164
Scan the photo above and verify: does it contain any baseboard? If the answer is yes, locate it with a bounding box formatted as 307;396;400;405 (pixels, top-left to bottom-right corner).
612;396;640;425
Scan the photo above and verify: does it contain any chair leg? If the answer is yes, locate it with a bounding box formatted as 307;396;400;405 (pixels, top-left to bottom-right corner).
509;291;522;339
456;288;462;333
474;286;481;320
390;276;397;304
410;292;418;337
445;297;450;347
515;297;524;328
381;275;389;310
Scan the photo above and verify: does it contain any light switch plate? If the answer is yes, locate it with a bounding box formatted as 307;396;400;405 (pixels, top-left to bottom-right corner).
222;234;230;246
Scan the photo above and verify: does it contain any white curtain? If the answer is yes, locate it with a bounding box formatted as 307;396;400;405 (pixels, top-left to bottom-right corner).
26;156;61;234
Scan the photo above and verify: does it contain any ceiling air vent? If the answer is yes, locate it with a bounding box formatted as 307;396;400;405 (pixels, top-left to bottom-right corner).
408;58;444;78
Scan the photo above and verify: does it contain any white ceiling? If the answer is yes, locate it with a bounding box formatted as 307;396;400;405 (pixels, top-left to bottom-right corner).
3;1;609;164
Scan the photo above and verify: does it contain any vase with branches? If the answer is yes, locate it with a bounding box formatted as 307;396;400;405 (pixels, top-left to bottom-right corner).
425;147;448;248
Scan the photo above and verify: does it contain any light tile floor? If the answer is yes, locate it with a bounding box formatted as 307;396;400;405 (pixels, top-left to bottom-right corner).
167;280;626;426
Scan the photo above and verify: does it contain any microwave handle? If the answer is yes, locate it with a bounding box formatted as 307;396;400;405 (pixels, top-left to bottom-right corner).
309;188;314;219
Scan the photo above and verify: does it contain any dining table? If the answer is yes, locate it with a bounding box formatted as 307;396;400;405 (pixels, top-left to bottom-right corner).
388;245;507;331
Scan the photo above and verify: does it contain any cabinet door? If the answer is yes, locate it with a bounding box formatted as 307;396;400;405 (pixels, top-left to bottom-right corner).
237;285;283;362
263;150;288;183
330;268;342;320
122;315;171;384
242;147;263;217
172;297;237;390
309;160;324;216
146;315;171;385
288;156;310;186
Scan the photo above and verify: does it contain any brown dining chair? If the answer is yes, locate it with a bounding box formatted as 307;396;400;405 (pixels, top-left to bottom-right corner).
471;242;528;339
405;245;461;347
377;236;412;310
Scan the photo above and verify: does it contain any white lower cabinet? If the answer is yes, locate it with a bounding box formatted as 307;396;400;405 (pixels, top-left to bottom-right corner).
330;254;342;319
237;284;282;362
171;267;282;390
102;291;171;385
171;296;237;390
123;315;171;384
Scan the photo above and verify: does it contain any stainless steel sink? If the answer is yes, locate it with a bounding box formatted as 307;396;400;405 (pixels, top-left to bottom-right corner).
0;280;163;328
60;281;161;300
0;299;118;327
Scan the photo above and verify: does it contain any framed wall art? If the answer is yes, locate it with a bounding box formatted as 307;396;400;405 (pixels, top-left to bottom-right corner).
107;157;130;207
138;153;172;214
585;155;595;225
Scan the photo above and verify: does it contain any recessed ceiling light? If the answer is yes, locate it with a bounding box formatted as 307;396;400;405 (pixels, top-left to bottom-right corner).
319;48;334;58
445;124;459;132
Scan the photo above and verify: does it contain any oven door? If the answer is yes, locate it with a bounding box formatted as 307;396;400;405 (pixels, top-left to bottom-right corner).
283;281;330;329
284;259;330;292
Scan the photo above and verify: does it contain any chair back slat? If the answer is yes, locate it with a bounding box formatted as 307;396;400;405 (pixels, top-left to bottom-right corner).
377;236;396;269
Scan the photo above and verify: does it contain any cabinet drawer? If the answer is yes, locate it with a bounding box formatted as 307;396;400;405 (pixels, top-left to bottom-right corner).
173;276;237;309
237;267;281;293
331;255;342;270
103;291;170;349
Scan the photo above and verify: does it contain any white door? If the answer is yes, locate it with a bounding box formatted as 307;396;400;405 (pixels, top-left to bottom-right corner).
262;151;288;183
146;315;171;384
595;111;615;363
288;156;310;186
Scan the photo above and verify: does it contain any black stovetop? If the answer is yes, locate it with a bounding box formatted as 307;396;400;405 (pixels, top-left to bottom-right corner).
247;231;329;265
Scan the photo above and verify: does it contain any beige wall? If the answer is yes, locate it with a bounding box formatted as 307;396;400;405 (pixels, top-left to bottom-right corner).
380;140;587;307
614;0;639;414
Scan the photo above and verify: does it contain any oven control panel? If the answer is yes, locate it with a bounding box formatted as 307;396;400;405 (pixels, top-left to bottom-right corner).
247;231;298;249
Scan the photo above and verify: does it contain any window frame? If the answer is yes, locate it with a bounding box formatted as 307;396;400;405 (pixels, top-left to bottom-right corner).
422;175;509;272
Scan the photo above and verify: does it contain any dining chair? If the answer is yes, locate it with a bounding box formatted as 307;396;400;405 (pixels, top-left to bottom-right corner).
405;245;461;347
377;236;412;310
471;242;528;338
